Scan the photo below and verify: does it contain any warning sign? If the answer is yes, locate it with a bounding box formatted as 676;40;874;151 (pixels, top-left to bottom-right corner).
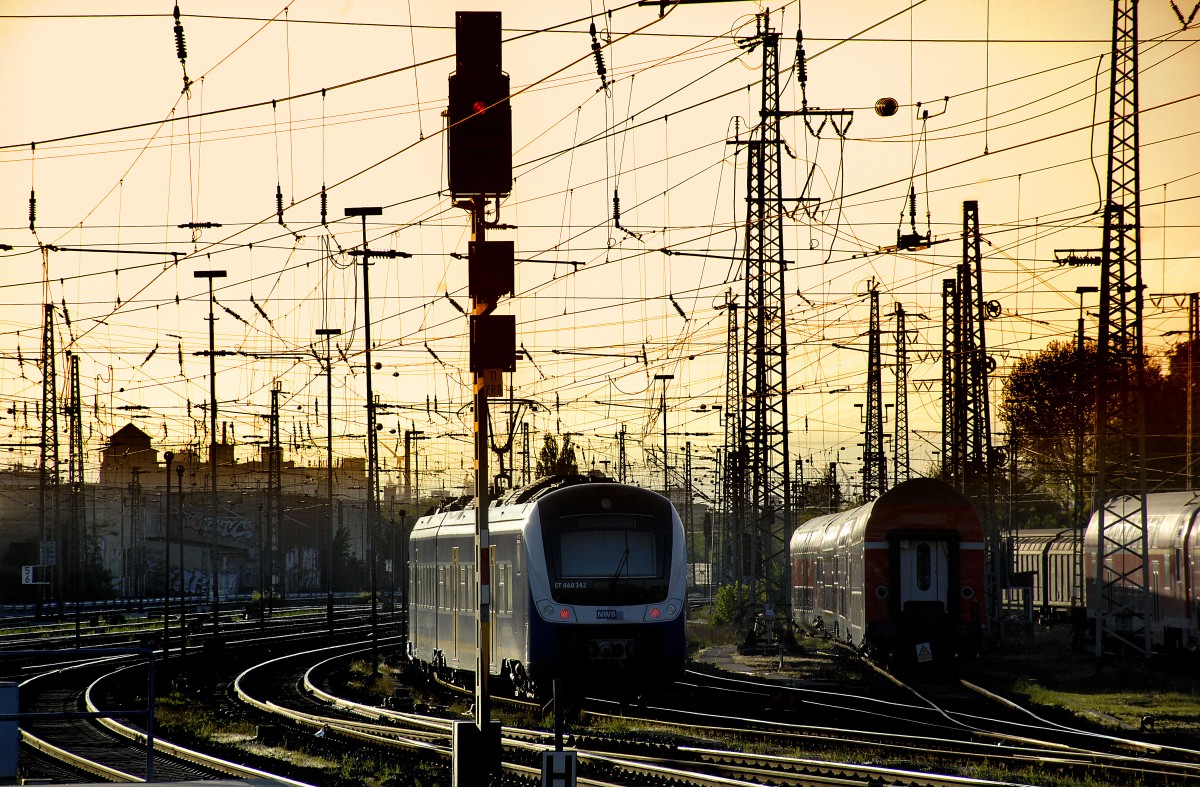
915;642;933;663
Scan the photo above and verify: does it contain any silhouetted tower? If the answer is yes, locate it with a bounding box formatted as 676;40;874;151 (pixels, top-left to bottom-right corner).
959;201;992;479
720;290;743;587
1092;0;1150;659
267;383;283;600
944;201;1001;634
862;283;886;500
891;302;911;484
941;279;959;486
732;12;791;610
68;352;84;602
40;304;61;612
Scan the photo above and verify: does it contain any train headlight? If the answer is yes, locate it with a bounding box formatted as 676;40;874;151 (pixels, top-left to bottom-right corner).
559;607;572;620
543;604;555;617
666;603;677;617
648;607;661;619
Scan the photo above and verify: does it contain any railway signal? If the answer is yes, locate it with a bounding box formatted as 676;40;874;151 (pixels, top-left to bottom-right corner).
449;11;514;786
448;12;511;197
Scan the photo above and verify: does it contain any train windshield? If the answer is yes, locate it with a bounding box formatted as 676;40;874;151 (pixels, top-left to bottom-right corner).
543;513;671;604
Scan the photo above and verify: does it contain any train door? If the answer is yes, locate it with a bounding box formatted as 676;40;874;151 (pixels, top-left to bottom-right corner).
451;547;460;662
490;545;499;673
898;539;949;611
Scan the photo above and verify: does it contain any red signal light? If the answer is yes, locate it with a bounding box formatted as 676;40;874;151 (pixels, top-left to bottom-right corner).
649;607;661;619
473;100;487;114
558;608;571;620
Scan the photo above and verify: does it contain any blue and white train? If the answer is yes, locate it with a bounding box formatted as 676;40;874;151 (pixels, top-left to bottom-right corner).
406;476;688;698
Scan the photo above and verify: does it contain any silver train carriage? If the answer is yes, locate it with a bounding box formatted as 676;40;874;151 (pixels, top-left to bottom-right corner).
407;477;688;697
1083;491;1200;651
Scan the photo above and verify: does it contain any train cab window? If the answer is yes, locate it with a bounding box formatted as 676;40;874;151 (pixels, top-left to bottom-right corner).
917;543;932;591
541;512;671;604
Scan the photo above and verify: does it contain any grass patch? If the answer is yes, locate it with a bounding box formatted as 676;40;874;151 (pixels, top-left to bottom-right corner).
967;624;1200;742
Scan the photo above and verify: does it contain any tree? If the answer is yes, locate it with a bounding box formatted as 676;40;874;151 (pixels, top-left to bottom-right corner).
999;339;1098;522
536;433;578;477
1000;339;1181;528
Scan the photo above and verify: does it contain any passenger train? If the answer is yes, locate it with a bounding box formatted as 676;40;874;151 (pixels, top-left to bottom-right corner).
1008;492;1200;652
406;475;688;698
789;477;986;667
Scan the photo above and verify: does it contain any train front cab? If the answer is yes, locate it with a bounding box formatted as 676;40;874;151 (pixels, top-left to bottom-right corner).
524;483;687;694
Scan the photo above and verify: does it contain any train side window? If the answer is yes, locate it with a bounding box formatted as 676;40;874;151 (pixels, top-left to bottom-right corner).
1176;549;1182;583
917;543;932;591
438;565;447;609
516;536;523;576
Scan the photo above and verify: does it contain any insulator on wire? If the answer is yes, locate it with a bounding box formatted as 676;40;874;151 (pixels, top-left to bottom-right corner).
796;28;807;84
173;4;187;61
28;190;36;232
276;183;284;225
589;21;608;91
320;186;328;225
612;189;620;224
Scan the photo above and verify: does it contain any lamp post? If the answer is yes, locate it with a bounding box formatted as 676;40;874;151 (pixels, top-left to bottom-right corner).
317;326;341;637
176;463;186;651
163;451;173;663
345;206;383;671
1074;285;1098;611
654;374;674;497
194;268;226;638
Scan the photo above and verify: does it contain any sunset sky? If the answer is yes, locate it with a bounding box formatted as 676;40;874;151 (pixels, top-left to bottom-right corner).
1;1;1197;498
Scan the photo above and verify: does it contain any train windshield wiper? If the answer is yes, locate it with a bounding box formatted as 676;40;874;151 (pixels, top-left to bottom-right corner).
610;547;630;586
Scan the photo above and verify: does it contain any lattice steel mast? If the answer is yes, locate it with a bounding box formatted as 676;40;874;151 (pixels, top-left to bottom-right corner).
942;279;960;487
40;303;60;614
863;283;886;500
268;383;282;603
720;290;743;592
1093;0;1150;659
732;12;790;610
892;302;911;484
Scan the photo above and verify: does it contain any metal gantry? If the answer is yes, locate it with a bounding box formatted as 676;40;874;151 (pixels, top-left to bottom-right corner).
959;201;992;479
267;383;282;604
942;278;959;487
1093;0;1150;659
720;290;742;590
40;303;60;615
943;200;1001;636
892;302;911;484
862;283;886;500
732;12;791;611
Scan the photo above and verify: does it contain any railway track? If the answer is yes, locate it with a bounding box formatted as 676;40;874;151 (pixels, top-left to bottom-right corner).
12;614;385;784
231;642;1069;787
20;658;287;783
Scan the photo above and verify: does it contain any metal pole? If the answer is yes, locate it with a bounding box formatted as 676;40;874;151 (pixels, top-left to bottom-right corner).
193;269;226;638
654;374;674;496
176;464;186;652
318;327;341;637
470;195;493;738
345;207;382;671
1075;286;1096;612
163;452;173;663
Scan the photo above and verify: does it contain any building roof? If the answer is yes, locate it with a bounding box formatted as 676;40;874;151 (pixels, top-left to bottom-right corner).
108;423;152;447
